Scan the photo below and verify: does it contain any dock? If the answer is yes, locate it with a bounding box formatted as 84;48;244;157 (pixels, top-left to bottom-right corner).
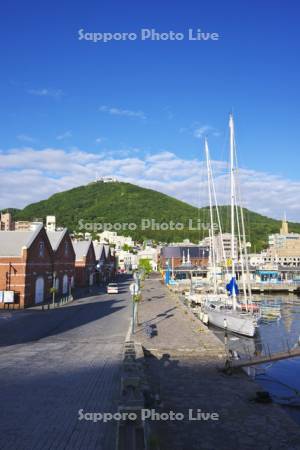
241;282;300;293
226;345;300;370
133;276;300;450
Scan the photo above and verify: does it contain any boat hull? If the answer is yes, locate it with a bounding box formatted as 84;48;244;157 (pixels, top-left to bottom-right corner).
205;308;257;337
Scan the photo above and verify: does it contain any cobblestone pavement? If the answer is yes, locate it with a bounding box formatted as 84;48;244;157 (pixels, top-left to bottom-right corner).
135;277;300;450
0;276;131;450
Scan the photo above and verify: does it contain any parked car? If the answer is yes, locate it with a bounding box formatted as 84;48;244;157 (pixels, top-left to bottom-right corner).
107;283;119;294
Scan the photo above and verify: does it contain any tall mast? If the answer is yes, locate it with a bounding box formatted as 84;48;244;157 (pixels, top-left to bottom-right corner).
229;114;237;308
205;138;217;293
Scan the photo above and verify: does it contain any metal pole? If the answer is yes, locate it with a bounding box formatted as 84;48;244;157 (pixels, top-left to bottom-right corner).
229;114;237;310
52;274;56;308
132;294;135;335
8;263;11;290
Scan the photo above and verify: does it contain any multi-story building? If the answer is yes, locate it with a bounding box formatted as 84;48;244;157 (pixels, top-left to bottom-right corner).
0;212;14;231
200;233;238;263
244;219;300;269
269;222;300;248
15;220;43;231
247;253;267;267
267;218;300;266
97;230;134;250
214;233;238;261
46;216;56;232
115;250;138;272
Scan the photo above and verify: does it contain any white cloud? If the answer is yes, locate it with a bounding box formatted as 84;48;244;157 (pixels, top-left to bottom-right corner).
17;134;36;143
180;123;220;139
27;88;64;99
145;151;176;162
194;125;220;139
0;147;299;222
99;105;146;120
56;131;72;140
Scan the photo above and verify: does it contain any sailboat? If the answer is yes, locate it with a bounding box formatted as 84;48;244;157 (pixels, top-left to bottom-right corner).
191;138;229;307
200;114;259;337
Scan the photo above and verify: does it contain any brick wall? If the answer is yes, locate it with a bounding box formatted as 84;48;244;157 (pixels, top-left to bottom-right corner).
0;228;76;309
0;227;53;308
52;232;75;296
75;243;96;288
160;256;209;269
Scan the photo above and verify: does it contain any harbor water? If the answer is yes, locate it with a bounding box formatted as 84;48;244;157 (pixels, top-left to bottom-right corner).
212;293;300;422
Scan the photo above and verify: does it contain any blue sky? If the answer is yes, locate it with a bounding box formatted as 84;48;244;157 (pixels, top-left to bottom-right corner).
1;0;300;220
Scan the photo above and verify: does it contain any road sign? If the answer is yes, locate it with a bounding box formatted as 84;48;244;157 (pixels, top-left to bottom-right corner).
129;283;139;295
3;291;14;303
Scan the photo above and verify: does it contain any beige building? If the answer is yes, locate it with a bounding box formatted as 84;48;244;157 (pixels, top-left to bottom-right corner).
0;212;14;231
15;220;43;231
213;233;238;262
267;218;300;266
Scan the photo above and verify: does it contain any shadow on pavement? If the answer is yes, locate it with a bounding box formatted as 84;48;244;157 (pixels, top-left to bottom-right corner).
0;275;132;347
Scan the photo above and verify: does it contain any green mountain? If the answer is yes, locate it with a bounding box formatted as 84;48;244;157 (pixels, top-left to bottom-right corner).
12;181;300;251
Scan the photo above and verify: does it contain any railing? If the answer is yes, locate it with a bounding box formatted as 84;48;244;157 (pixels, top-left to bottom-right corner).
225;337;300;371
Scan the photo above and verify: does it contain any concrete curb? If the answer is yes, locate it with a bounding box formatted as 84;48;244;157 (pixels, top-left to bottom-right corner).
116;340;150;450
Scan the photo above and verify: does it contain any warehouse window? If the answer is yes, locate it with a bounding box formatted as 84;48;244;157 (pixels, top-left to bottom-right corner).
39;241;45;257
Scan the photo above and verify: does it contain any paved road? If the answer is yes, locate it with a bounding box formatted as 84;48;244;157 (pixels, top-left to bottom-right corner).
0;276;132;450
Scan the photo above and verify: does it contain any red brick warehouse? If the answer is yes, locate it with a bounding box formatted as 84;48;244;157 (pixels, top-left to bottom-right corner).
0;225;54;308
73;239;96;288
47;228;75;297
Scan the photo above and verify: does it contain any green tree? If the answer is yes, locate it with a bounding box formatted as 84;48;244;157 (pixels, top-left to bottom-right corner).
122;244;133;252
10;181;297;249
138;259;152;275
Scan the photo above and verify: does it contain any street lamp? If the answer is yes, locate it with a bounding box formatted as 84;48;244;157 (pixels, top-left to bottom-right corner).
130;280;140;335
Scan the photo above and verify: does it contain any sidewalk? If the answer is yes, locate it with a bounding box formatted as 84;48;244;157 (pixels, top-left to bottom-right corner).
135;279;225;358
134;277;300;450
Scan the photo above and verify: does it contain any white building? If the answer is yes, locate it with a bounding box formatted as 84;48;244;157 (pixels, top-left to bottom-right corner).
115;250;138;272
137;246;159;271
95;177;118;183
247;252;268;267
199;233;238;262
97;231;134;250
46;215;56;232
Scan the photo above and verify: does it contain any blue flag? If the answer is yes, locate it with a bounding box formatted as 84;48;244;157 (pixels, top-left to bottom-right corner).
226;277;239;296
